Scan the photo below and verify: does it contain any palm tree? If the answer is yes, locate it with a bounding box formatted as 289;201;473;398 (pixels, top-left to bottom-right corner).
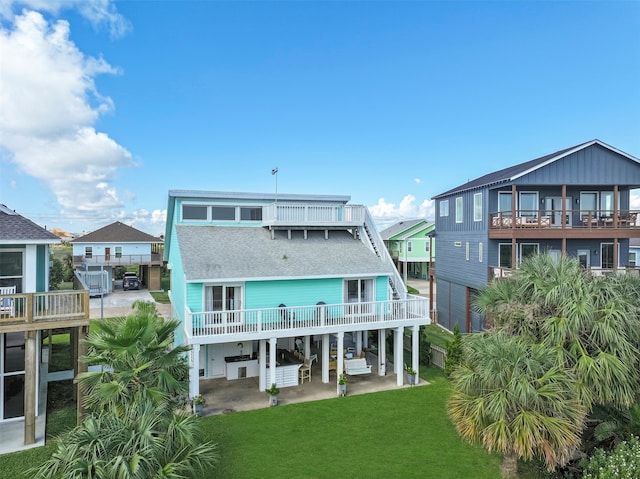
30;302;218;478
448;331;586;478
77;301;191;413
32;398;217;479
474;254;640;411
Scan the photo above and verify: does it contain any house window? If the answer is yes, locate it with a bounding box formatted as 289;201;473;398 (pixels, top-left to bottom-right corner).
473;193;482;221
629;251;636;268
1;332;26;419
439;200;449;217
211;207;236;221
182;205;208;221
455;197;463;223
205;285;243;311
115;246;122;258
466;242;469;261
479;242;483;262
600;192;616;217
601;243;614;269
407;242;413;253
0;251;23;293
498;192;513;215
499;244;512;269
519;192;539;217
240;207;262;221
84;247;92;259
580;192;598;216
425;241;430;253
520;243;539;262
344;279;373;303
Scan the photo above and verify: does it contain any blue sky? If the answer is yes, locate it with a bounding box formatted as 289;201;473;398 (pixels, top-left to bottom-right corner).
1;0;639;235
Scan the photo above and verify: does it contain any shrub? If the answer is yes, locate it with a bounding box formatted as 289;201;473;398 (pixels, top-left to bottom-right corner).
444;324;463;378
582;436;640;479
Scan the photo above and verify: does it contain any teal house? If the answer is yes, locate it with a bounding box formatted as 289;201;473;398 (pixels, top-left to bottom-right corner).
164;191;430;398
380;219;435;282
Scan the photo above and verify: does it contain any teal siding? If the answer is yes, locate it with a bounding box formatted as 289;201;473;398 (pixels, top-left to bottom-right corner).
245;278;342;309
36;245;46;292
375;276;388;301
167;222;187;345
186;283;204;312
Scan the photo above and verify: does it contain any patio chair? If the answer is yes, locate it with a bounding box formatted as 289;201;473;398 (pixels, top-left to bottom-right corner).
0;286;16;317
299;358;312;383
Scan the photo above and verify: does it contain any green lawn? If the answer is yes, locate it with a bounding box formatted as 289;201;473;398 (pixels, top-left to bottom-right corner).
424;323;453;349
0;368;504;478
150;291;170;304
202;368;502;478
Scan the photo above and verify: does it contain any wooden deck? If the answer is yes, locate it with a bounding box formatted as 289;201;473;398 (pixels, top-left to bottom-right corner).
0;290;90;333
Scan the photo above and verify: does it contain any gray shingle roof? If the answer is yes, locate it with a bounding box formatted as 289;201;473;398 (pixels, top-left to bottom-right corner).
380;219;430;240
71;222;162;243
0;205;60;243
175;226;394;281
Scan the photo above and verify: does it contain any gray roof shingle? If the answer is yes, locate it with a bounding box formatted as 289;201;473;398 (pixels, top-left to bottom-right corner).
380;219;429;240
71;222;162;243
0;205;60;243
175;226;393;281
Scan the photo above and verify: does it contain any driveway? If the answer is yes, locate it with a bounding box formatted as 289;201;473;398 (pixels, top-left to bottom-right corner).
89;287;170;319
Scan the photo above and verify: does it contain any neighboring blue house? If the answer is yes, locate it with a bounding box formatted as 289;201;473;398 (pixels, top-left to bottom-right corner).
0;205;89;452
164;190;430;398
630;237;640;269
432;140;640;333
70;221;164;293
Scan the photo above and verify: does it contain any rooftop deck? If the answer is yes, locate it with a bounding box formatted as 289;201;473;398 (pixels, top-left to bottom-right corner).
262;204;366;228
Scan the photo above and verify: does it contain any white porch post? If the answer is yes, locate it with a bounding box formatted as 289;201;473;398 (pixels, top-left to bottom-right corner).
362;329;369;350
378;329;386;376
322;333;330;383
304;335;310;359
395;327;403;386
269;337;277;387
336;331;344;394
355;330;363;355
259;339;267;391
190;344;200;400
412;325;420;379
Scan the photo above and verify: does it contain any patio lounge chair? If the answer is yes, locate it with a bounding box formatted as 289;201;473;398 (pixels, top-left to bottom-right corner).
0;286;16;317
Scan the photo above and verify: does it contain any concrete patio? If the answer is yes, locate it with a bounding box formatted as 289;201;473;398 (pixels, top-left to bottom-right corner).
197;359;427;416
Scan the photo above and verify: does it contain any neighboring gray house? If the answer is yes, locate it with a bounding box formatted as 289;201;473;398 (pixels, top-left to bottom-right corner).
70;222;164;292
432;140;640;333
630;237;640;269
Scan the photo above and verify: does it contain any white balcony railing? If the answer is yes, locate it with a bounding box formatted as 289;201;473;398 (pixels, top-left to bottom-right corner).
186;296;430;339
262;204;366;226
73;253;163;266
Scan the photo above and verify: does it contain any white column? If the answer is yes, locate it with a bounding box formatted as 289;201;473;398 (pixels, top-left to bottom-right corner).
363;329;369;350
378;329;386;376
395;327;403;386
259;340;267;391
412;325;420;378
355;330;362;354
269;337;277;387
322;333;330;383
304;335;310;359
190;344;200;400
336;331;344;394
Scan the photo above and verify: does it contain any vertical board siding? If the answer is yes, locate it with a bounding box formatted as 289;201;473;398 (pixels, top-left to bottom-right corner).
37;244;46;292
375;275;389;301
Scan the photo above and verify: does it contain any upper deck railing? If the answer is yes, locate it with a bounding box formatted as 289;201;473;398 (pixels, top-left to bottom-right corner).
73;252;163;266
0;290;90;330
489;265;639;280
490;209;639;229
186;296;430;340
262;204;366;227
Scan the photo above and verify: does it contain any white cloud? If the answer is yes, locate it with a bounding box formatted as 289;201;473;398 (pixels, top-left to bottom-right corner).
413;178;422;184
9;179;16;188
369;194;434;229
0;9;133;223
0;0;131;38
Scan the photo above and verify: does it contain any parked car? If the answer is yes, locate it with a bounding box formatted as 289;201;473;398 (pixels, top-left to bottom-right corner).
123;273;140;291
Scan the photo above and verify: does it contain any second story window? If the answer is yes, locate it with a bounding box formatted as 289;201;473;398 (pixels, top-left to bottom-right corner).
211;206;235;221
455;197;463;223
182;205;207;221
439;200;449;217
240;207;262;221
115;246;122;258
407;241;413;253
85;247;92;258
473;193;482;221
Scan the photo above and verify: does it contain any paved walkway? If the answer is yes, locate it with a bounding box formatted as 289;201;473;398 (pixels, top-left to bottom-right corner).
90;288;172;319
